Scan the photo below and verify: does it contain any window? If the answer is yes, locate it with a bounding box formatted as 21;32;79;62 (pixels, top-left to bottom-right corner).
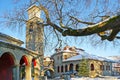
109;66;110;70
76;64;79;72
106;65;110;71
100;65;104;70
69;48;72;51
61;66;63;72
57;66;60;73
61;55;62;60
106;66;108;70
44;58;46;60
69;63;74;71
64;47;67;50
100;65;102;70
58;56;59;60
117;63;120;66
64;55;67;59
65;65;68;72
91;64;94;71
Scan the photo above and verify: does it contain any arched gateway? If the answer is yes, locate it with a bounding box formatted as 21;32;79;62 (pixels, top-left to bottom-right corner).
20;55;29;79
0;52;15;80
44;68;54;78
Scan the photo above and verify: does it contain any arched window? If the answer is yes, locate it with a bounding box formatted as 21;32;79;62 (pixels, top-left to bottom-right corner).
64;55;67;59
106;65;110;71
61;65;63;72
69;63;73;71
65;65;68;72
61;56;62;60
57;66;59;73
57;56;59;60
100;65;104;70
76;64;79;72
91;64;94;71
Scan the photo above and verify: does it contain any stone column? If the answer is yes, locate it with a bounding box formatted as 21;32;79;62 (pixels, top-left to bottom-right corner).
34;66;40;80
68;65;69;71
26;66;32;80
59;65;61;73
73;64;76;71
12;64;20;80
63;65;65;73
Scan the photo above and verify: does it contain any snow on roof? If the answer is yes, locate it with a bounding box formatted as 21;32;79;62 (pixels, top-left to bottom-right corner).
55;46;83;53
62;49;73;53
107;56;120;63
86;15;117;28
0;32;24;44
0;40;38;55
63;50;115;62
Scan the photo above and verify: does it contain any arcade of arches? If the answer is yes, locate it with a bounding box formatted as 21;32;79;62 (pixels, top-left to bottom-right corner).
0;52;39;80
0;41;40;80
57;63;79;73
56;63;97;74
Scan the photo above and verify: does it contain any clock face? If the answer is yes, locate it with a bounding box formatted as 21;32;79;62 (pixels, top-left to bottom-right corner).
29;9;40;19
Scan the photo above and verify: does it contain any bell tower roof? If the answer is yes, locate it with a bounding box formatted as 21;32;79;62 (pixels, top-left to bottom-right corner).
27;5;41;19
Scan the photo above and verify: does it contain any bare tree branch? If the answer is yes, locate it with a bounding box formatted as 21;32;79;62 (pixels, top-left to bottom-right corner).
39;5;120;41
70;16;96;25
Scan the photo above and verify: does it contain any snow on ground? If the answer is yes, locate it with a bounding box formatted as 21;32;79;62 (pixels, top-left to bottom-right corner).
71;76;120;80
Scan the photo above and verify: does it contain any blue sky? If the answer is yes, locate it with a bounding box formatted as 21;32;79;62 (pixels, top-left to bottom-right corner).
0;0;120;57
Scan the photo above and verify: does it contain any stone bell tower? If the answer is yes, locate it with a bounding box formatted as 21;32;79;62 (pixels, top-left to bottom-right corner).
26;4;44;69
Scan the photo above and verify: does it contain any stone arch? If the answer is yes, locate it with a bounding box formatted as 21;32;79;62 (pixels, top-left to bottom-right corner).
91;64;94;71
57;66;60;73
69;63;74;71
61;65;63;72
20;55;29;66
65;65;68;72
0;51;16;62
0;52;16;80
19;55;31;80
76;64;79;72
44;68;54;79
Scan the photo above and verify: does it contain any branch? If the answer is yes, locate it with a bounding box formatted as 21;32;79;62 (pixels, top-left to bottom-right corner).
99;28;120;41
62;15;120;37
40;5;50;22
116;36;120;39
40;5;120;41
39;5;63;33
107;28;120;41
53;29;62;48
70;16;96;25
